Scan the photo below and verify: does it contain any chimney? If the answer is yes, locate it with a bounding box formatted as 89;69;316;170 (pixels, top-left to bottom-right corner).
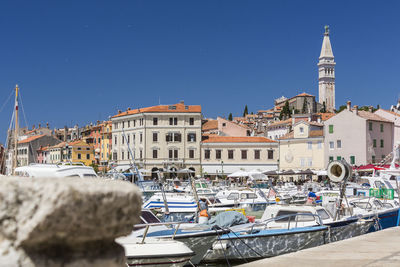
64;126;68;142
180;100;184;105
354;105;359;115
32;124;35;129
347;101;351;111
97;120;100;125
369;106;374;112
127;107;131;111
118;110;122;114
38;123;41;128
46;122;49;129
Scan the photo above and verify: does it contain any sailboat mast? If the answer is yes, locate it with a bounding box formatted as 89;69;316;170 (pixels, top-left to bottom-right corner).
12;84;19;175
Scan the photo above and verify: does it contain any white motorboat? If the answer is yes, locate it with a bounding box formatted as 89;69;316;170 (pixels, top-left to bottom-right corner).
116;236;194;267
14;162;98;178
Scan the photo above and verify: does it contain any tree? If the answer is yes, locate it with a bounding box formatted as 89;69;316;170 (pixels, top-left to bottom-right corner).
228;113;233;121
279;101;291;120
243;105;249;117
302;99;308;114
336;104;346;113
320;101;327;113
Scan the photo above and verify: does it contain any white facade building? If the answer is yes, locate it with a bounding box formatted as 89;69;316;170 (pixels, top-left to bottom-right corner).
111;102;202;177
374;109;400;146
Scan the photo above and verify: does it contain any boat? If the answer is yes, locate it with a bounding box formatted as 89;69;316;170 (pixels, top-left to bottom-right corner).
14;162;98;178
202;212;328;263
116;236;194;267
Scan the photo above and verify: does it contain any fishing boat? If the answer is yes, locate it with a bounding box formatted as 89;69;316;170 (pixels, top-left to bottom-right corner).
14;162;98;178
202;212;328;263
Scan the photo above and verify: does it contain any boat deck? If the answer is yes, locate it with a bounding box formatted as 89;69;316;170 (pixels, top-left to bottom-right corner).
240;226;400;267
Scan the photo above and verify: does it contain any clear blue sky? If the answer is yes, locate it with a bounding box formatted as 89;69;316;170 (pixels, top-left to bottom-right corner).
1;0;399;143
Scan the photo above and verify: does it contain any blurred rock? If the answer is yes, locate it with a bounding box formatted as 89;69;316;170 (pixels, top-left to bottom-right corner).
0;177;142;266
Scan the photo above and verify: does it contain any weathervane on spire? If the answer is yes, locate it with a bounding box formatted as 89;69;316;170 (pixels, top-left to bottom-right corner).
324;25;330;36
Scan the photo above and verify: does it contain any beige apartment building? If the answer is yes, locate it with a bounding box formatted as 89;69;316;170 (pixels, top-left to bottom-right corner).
201;136;278;176
202;117;250;136
279;121;325;171
111;102;202;176
324;102;394;165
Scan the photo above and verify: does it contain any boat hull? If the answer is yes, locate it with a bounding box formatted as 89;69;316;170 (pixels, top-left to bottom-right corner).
202;226;328;263
327;218;375;242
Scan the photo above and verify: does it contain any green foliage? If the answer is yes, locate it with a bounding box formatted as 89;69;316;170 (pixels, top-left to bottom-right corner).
279;101;291;120
302;99;308;114
243;105;249;117
90;163;99;173
228;113;233;121
294;109;300;114
336;104;346;113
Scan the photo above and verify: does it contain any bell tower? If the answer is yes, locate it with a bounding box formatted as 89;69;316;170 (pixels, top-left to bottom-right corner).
318;25;336;112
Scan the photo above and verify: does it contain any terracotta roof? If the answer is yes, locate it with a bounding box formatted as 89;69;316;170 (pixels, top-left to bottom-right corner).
49;141;66;149
112;103;201;118
37;146;49;152
279;130;323;140
18;134;45;144
377;109;400;118
69;140;90;146
357;111;392;123
295;92;314;97
316;112;336;121
202;136;277;143
202;120;218;131
267;118;292;127
308;121;324;127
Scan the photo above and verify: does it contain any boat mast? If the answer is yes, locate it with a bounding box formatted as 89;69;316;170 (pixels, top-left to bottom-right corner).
12;84;19;175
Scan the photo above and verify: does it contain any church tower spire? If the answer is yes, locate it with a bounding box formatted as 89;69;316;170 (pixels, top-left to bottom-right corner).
318;25;336;112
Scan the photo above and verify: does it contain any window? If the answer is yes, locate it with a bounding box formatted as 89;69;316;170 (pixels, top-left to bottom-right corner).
114;136;117;145
350;156;355;165
329;125;334;134
329;156;334;162
227;193;239;200
380;124;384;132
300;158;305;167
174;149;178;159
133;134;135;143
121;151;124;160
308;158;313;166
337;140;342;149
127;134;130;144
166;133;172;142
380;139;384;148
169;149;173;159
254;150;260;159
222;123;226;127
187;133;196;142
337;156;341;160
189;118;194;125
153;132;158;142
169;117;178;125
128;121;130;128
216;149;222;159
205;150;211;159
153;117;158;125
122;135;124;144
329;141;334;149
228;150;234;159
300;127;304;133
307;141;312;150
369;122;373;131
78;153;81;160
241;150;247;159
139;150;143;159
373;139;377;148
133;120;136;127
372;155;376;163
77;147;81;150
113;152;117;160
86;154;90;160
173;133;182;142
152;149;158;159
268;150;274;159
189;149;194;159
382;154;385;159
317;141;322;149
140;133;143;143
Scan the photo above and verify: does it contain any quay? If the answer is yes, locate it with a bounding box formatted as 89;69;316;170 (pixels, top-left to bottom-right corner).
240;227;400;267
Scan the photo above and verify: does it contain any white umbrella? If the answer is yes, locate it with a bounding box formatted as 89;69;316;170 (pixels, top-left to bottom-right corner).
177;168;195;174
228;170;249;178
248;170;268;180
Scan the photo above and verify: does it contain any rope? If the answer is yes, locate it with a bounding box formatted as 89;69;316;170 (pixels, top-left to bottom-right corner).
0;89;14;114
225;227;263;258
213;228;231;267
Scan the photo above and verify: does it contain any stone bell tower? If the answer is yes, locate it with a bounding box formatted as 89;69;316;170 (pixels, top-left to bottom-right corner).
318;25;336;112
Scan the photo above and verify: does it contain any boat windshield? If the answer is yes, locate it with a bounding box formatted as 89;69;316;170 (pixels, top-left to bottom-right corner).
316;209;331;220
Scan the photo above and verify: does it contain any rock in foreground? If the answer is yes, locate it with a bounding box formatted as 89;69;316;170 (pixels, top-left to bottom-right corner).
0;177;142;267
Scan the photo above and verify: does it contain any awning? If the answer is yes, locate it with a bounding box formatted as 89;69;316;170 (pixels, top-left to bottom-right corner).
202;164;278;175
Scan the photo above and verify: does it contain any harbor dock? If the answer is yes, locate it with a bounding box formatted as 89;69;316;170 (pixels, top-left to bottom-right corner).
240;226;400;267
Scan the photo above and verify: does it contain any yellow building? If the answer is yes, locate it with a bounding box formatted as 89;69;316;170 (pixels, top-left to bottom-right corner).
48;142;66;163
65;140;94;166
99;121;112;171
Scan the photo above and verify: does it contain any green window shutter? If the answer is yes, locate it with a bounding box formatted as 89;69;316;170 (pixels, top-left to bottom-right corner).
337;156;341;160
350;156;355;165
329;156;333;162
369;122;373;131
380;139;384;148
329;125;334;134
380;124;384;132
373;139;377;148
372;155;376;163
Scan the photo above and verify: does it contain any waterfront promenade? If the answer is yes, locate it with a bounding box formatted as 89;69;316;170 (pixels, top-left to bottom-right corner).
240;227;400;267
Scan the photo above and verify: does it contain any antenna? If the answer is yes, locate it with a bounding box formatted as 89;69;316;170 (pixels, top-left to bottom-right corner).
158;96;161;105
